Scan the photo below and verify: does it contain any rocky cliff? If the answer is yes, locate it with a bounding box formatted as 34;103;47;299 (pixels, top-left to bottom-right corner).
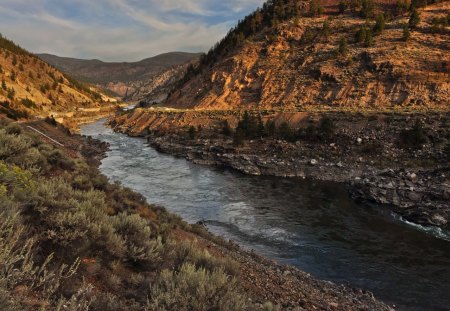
166;2;449;111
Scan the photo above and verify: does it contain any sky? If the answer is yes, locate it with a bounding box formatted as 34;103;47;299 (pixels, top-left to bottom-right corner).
0;0;265;62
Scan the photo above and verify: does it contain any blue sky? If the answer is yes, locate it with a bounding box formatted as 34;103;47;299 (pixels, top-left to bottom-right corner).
0;0;265;61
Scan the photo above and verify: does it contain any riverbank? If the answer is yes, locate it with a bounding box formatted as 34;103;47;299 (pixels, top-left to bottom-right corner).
18;118;392;310
111;109;450;230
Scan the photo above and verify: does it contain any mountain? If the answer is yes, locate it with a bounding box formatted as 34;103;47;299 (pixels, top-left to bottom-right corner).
38;52;201;100
0;34;116;124
164;0;449;110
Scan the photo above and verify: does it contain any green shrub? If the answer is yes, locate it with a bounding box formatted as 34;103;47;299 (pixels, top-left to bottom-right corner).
147;263;248;311
400;120;427;148
175;240;239;277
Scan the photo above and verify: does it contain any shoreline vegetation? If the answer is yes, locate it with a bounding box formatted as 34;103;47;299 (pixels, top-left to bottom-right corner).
0;117;392;310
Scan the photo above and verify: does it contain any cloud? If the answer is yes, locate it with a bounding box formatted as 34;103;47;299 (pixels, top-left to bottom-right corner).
0;0;265;61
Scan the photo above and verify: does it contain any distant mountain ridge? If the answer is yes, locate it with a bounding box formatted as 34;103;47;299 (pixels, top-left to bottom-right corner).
38;52;201;100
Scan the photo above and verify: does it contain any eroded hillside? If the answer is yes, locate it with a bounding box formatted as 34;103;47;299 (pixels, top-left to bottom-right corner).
166;1;449;110
0;35;118;127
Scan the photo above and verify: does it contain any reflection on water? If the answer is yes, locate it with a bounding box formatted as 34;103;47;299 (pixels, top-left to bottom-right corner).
81;120;450;311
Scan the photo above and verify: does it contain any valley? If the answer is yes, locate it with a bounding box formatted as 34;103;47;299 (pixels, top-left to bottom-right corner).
0;0;449;310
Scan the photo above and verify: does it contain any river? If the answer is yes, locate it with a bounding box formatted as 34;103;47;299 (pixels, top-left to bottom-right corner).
81;120;450;311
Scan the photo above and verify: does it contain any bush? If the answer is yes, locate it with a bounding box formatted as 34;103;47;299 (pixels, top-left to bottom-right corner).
400;120;427;148
174;240;239;277
147;263;248;311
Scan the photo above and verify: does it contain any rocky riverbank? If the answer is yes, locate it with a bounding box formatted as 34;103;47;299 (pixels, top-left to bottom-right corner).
111;109;450;231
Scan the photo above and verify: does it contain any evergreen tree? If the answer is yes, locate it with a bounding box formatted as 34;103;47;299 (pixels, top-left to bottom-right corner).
12;55;17;66
0;64;2;74
10;70;16;81
222;120;232;136
373;14;386;35
233;128;244;146
7;88;15;100
265;120;276;137
403;25;411;41
356;26;368;43
364;29;373;47
338;37;349;56
339;0;348;13
409;9;420;28
360;0;374;18
322;20;331;39
2;78;7;90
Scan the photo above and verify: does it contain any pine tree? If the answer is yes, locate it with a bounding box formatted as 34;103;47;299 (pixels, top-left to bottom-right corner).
10;70;16;81
409;9;420;28
7;87;15;100
360;0;374;18
403;25;411;41
364;29;373;47
356;27;367;43
339;0;348;13
373;14;385;35
2;78;7;90
322;20;331;39
338;37;349;56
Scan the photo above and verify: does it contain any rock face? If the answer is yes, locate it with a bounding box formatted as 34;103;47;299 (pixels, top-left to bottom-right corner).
166;3;449;111
38;52;201;100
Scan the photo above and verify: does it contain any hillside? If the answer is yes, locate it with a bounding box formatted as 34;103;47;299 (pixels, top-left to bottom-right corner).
165;1;449;110
0;34;117;126
38;52;201;100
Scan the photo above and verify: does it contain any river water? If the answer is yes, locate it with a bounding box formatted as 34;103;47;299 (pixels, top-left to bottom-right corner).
81;120;450;311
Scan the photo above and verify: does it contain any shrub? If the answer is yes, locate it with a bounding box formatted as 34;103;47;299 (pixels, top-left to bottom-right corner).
112;212;163;264
174;240;239;277
400;120;427;148
147;263;248;311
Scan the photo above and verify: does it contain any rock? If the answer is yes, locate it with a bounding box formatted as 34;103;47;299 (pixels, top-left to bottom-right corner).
310;159;318;166
337;162;343;168
357;138;363;144
409;173;417;180
431;215;447;226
